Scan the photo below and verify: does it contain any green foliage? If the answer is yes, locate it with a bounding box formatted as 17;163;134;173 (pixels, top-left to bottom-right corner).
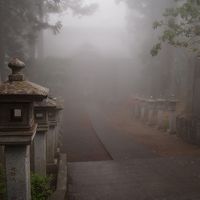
151;0;200;56
31;173;53;200
151;43;162;56
0;164;6;199
0;0;98;63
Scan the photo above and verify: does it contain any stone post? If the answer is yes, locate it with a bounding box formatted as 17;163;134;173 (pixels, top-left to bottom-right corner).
55;99;64;154
147;98;156;126
167;99;178;134
47;125;56;165
0;58;49;200
5;146;31;200
46;98;58;167
33;132;47;175
33;100;50;176
156;99;167;130
140;99;148;122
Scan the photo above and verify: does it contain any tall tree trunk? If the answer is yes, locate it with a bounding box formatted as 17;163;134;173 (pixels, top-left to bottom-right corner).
36;0;44;60
37;31;44;60
0;0;6;82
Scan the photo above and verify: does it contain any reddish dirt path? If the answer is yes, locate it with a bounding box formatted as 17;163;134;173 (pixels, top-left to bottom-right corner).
106;103;200;157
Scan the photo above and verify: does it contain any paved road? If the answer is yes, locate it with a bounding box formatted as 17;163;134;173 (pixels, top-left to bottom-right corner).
61;102;111;162
67;104;200;200
88;105;157;160
68;158;200;200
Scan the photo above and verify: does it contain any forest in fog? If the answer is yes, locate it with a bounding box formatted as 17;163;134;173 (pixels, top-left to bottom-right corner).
0;0;200;115
1;1;200;200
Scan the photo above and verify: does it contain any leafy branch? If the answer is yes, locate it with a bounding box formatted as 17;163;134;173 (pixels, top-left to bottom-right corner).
151;0;200;56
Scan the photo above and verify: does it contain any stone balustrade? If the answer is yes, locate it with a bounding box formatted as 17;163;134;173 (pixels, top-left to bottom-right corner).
132;96;178;134
132;95;200;146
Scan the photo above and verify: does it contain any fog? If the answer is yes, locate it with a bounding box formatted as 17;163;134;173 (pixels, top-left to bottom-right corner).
44;0;130;58
1;1;200;199
31;0;198;109
38;0;138;105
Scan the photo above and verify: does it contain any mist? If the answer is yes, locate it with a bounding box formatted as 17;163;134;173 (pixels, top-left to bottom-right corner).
39;0;136;105
44;0;129;58
1;1;200;199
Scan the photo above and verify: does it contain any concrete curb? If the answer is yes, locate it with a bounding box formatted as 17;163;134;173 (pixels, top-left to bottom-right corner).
49;153;67;200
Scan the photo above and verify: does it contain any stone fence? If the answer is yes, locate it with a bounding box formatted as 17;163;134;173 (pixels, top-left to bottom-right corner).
0;58;67;200
132;96;200;145
132;97;178;133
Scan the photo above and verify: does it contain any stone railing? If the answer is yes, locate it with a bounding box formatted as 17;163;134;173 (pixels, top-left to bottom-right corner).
176;114;200;145
0;59;67;200
132;96;200;144
132;97;178;134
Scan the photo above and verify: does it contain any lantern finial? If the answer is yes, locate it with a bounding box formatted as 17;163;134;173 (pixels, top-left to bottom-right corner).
8;58;25;81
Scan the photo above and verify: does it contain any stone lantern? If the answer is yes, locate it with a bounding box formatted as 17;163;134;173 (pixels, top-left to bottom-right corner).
46;97;58;167
0;58;49;200
33;99;52;176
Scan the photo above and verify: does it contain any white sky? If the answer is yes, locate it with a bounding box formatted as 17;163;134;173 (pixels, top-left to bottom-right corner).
44;0;131;58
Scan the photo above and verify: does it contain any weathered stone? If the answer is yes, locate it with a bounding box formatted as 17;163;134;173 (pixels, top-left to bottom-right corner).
5;145;31;200
47;126;56;164
0;58;49;200
46;98;62;165
49;154;67;200
33;132;47;176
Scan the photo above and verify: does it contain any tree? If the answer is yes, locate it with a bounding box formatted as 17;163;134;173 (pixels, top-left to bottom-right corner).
0;0;98;80
116;0;175;97
151;0;200;56
151;0;200;115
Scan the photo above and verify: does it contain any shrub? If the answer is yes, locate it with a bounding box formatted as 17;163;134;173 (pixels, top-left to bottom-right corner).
31;173;53;200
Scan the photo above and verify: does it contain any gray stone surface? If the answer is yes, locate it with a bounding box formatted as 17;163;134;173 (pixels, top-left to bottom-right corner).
47;126;56;164
68;158;200;200
53;128;57;156
5;145;31;200
50;153;67;200
34;131;47;175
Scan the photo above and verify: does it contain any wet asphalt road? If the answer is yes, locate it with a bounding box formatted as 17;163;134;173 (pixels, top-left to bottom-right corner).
61;102;111;162
65;104;200;200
